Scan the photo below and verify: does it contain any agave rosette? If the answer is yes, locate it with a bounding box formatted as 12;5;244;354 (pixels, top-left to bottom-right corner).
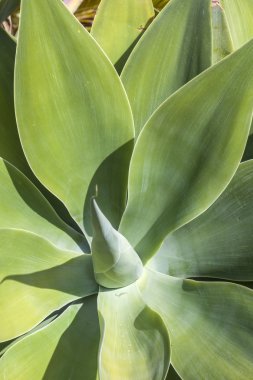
0;0;253;379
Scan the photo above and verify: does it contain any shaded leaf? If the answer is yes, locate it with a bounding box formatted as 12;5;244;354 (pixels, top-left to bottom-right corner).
0;229;97;341
98;282;170;380
0;158;86;252
91;0;154;73
120;39;253;263
15;0;134;234
140;269;253;380
121;0;212;136
148;161;253;281
0;298;100;380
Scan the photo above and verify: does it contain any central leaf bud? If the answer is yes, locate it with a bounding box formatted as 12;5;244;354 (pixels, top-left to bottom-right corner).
91;199;143;289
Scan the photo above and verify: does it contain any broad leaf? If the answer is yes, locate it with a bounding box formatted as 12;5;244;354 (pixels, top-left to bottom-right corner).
121;0;212;136
91;0;154;72
140;269;253;379
15;0;134;235
149;161;253;281
0;158;86;252
98;282;170;380
0;298;100;379
120;39;253;263
0;229;97;341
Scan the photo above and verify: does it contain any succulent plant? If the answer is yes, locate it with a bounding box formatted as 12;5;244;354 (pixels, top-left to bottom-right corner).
0;0;253;379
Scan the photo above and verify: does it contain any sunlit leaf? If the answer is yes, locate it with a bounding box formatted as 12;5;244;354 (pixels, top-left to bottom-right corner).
120;39;253;263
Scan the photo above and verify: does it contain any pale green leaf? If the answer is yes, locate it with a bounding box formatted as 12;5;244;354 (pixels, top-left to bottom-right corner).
15;0;134;234
211;3;233;64
140;269;253;379
0;298;100;380
0;158;86;252
91;0;154;72
0;229;97;341
120;39;253;263
149;161;253;281
91;199;143;288
98;282;170;380
121;0;212;136
221;0;253;49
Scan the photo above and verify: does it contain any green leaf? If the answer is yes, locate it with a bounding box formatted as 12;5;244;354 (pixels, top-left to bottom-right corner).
121;0;212;136
0;28;29;177
15;0;134;234
91;0;155;72
221;0;253;49
120;39;253;264
0;298;100;380
91;199;143;288
97;282;170;380
0;229;97;341
211;3;233;64
0;0;19;22
149;161;253;281
0;158;87;252
140;269;253;379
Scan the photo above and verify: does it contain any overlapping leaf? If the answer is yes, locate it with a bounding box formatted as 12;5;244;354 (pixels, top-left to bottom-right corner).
91;0;154;72
0;298;100;379
98;283;170;380
149;161;253;281
15;0;134;236
140;269;253;379
120;39;253;263
0;230;97;341
121;0;212;136
0;158;86;252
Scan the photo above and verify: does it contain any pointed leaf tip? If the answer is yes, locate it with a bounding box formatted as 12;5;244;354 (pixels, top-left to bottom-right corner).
91;200;143;288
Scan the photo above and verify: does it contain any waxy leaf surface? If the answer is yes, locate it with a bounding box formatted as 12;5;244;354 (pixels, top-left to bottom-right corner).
149;161;253;281
98;283;170;380
121;0;212;136
0;158;86;252
0;299;100;379
140;269;253;380
91;0;154;72
120;40;253;263
15;0;134;234
0;230;97;341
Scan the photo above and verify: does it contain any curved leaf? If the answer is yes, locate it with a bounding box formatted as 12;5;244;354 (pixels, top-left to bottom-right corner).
0;229;97;341
0;298;100;380
121;0;212;136
140;269;253;379
120;39;253;263
15;0;134;234
91;200;143;288
98;282;170;380
221;0;253;49
149;160;253;281
0;158;86;252
91;0;154;72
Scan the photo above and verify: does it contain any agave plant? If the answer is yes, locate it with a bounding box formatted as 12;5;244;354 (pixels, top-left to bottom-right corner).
0;0;253;379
